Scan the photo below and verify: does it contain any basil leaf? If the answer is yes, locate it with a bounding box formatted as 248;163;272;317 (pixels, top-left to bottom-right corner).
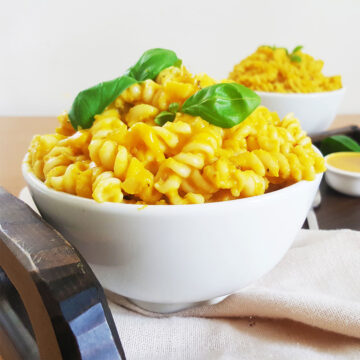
292;45;303;53
174;59;182;68
126;48;180;81
154;103;179;126
262;45;303;61
290;54;301;63
69;48;180;130
168;102;179;113
154;111;176;126
320;135;360;155
69;75;137;130
181;83;260;128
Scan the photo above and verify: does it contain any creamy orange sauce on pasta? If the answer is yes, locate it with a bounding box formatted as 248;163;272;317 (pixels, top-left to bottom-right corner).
229;46;342;93
327;152;360;173
27;65;326;205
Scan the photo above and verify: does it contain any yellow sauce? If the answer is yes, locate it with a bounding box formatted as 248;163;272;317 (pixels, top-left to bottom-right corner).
137;204;148;211
327;152;360;173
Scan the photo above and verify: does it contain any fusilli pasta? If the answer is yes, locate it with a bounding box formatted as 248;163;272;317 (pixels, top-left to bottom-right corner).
27;64;325;204
229;46;342;93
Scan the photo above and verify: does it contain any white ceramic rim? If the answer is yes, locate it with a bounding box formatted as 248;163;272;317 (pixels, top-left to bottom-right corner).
22;151;323;213
325;152;360;179
255;87;345;98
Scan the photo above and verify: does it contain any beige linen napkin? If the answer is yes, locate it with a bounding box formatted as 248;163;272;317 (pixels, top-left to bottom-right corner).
19;188;360;359
108;229;360;360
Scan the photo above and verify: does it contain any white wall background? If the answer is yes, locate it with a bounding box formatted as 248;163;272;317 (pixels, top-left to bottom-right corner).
1;0;359;116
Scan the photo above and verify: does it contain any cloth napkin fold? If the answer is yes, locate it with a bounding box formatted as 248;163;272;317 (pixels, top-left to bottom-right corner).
109;229;360;360
19;188;360;359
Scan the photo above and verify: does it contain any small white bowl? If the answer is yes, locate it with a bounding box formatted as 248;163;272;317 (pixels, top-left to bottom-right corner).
256;88;345;134
325;153;360;197
22;156;322;313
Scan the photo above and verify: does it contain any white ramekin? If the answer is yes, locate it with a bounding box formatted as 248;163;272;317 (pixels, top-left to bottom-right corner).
325;153;360;197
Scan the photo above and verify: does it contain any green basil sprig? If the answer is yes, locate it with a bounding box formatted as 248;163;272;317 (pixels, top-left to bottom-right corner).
69;48;181;130
68;49;259;130
69;76;137;130
262;44;303;63
125;48;181;81
154;83;260;128
181;83;260;128
289;46;302;63
320;135;360;155
154;102;179;126
292;45;303;53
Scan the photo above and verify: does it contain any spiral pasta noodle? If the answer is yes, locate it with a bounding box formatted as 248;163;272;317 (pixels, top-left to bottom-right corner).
27;64;325;205
229;46;342;93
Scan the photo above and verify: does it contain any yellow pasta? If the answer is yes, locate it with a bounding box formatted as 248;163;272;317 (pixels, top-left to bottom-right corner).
27;64;325;205
229;46;342;93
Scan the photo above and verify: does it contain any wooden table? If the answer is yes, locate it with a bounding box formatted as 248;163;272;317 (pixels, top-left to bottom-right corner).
1;115;360;197
1;117;57;196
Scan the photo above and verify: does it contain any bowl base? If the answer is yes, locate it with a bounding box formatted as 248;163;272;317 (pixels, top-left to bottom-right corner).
127;294;230;313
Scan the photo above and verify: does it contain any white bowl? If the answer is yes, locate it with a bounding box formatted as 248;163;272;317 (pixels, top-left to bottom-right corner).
256;88;345;134
22;157;322;313
325;153;360;197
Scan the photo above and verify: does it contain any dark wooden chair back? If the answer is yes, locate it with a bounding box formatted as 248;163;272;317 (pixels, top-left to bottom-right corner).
0;188;126;359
